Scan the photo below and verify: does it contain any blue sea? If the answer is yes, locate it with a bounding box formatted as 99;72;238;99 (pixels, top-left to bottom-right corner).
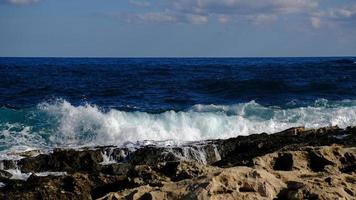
1;57;356;154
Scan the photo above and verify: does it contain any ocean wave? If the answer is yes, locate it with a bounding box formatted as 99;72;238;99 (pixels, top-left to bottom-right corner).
1;99;356;152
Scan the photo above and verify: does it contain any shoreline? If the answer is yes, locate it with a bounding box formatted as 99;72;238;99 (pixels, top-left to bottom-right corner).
0;126;355;199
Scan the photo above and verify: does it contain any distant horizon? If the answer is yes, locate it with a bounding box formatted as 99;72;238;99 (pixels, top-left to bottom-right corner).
0;56;355;59
1;0;356;57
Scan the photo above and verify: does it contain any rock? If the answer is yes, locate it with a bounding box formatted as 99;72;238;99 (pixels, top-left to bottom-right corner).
17;150;42;158
101;167;286;200
0;160;18;170
0;170;12;179
17;154;50;173
0;173;92;200
129;146;180;166
214;126;352;168
19;149;103;173
110;148;131;162
340;152;356;173
127;165;168;187
157;161;211;181
307;150;334;172
273;153;294;171
101;163;131;175
286;181;305;190
0;126;355;200
275;127;305;136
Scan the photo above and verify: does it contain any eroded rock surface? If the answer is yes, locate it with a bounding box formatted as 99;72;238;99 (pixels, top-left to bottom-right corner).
0;126;355;200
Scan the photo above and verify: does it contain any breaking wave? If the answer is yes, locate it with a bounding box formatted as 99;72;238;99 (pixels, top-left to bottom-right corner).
1;99;356;152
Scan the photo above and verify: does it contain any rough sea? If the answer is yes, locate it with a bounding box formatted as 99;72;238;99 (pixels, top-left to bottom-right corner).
1;57;356;155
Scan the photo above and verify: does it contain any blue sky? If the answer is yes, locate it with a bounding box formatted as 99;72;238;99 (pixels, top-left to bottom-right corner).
0;0;355;57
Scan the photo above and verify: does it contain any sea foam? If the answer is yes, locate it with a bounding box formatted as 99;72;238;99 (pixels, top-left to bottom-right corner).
1;99;356;152
40;99;356;145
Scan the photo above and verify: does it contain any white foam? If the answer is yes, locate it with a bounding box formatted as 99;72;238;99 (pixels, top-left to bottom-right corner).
34;172;67;177
100;148;116;165
37;100;356;147
0;182;5;188
5;169;32;181
0;160;30;181
1;99;356;152
177;145;211;164
0;122;48;157
213;145;221;161
4;170;67;181
334;134;349;140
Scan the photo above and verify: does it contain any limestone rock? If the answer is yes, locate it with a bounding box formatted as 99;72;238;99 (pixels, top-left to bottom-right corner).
0;126;355;200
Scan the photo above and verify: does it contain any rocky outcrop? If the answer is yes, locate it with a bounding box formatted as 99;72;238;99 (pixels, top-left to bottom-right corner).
98;167;286;200
0;126;355;199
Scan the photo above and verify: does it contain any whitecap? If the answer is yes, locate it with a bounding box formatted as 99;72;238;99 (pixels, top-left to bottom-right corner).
1;99;356;151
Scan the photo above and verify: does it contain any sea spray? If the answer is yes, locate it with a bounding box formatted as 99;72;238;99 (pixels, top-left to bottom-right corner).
1;99;356;153
100;147;116;165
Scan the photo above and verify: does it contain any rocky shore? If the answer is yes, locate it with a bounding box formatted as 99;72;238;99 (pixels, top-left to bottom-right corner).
0;126;355;200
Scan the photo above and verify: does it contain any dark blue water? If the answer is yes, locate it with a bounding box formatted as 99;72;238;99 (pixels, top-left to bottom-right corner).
1;57;356;153
1;57;355;112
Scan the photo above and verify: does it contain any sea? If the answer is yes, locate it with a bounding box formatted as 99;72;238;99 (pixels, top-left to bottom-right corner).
1;57;356;155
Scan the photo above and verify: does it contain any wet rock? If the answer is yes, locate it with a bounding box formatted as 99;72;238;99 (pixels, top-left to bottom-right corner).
19;149;103;173
275;127;305;136
0;170;12;179
17;154;50;173
101;163;131;175
0;160;18;170
129;147;180;166
0;173;92;200
110;148;131;162
127;143;221;166
90;175;131;199
214;126;349;168
0;126;355;200
17;150;42;158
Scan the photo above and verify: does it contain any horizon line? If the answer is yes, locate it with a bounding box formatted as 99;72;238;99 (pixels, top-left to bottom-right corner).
0;55;355;59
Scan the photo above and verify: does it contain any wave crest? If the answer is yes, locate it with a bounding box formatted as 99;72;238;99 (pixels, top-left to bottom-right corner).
1;99;356;152
41;99;356;145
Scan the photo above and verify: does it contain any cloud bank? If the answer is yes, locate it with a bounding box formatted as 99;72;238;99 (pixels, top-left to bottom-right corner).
1;0;40;5
128;0;150;7
117;0;320;25
311;4;356;28
115;0;356;31
2;0;355;30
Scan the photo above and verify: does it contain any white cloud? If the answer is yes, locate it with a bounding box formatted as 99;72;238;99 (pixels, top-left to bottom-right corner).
188;14;208;24
311;4;356;28
114;0;320;25
112;12;177;24
310;17;321;28
218;15;230;24
247;14;278;25
111;11;209;25
129;0;150;7
2;0;40;5
170;0;318;15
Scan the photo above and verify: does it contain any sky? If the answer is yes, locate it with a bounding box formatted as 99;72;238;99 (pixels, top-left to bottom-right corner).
0;0;355;57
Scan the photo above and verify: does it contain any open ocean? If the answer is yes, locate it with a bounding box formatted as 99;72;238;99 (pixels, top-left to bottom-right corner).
1;57;356;154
